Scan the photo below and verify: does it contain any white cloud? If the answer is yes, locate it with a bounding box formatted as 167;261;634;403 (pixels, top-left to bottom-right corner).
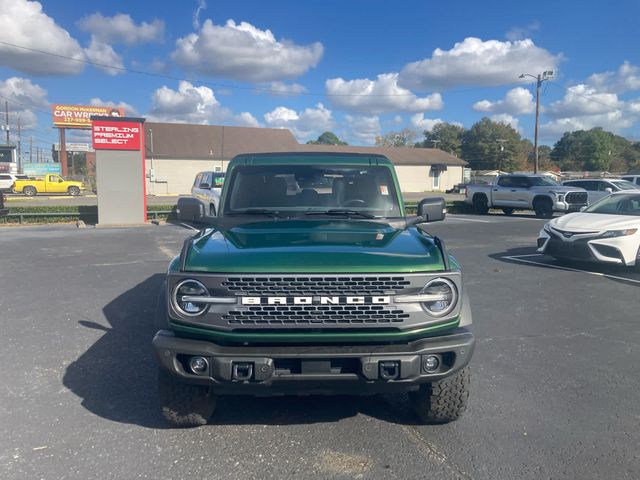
539;84;640;137
587;61;640;94
505;21;540;41
172;19;323;82
84;37;124;75
0;0;85;75
410;114;445;132
473;87;535;115
147;80;256;126
345;115;381;145
392;115;403;125
490;113;520;131
398;37;560;91
0;76;48;130
265;81;307;96
263;103;333;142
89;97;138;116
192;0;206;30
326;73;443;115
77;13;164;45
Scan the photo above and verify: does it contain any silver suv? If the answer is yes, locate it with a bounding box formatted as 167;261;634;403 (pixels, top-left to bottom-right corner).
562;178;639;204
191;171;224;216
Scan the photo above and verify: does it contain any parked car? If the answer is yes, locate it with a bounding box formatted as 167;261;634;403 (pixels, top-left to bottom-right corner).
562;178;639;204
191;171;224;216
0;173;15;192
465;174;588;218
537;191;640;270
0;191;7;217
14;174;85;196
621;174;640;186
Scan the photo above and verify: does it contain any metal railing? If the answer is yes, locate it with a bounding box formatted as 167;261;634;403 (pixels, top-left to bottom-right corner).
2;210;173;224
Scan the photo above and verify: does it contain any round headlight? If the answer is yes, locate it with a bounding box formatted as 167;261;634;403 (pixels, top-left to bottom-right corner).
173;279;209;317
421;278;457;317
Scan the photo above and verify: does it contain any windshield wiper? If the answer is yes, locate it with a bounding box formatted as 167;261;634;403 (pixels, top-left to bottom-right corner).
305;209;377;219
227;209;287;218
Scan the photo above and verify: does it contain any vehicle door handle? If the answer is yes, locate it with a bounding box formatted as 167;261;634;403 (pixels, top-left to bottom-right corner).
510;189;517;192
493;189;498;191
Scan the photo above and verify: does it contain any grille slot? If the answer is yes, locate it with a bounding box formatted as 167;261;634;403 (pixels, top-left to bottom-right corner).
224;303;410;325
565;192;588;205
222;276;411;296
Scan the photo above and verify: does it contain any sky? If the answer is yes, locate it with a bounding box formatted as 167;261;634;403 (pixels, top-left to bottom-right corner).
0;0;639;159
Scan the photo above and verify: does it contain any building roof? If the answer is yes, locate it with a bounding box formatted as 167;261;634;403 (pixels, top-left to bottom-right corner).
146;122;299;160
145;122;467;166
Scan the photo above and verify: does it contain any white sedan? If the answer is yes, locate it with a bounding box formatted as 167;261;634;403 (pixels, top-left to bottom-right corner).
537;192;640;270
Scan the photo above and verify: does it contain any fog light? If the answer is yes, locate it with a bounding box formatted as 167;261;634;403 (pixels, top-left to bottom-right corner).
189;356;209;375
423;355;440;373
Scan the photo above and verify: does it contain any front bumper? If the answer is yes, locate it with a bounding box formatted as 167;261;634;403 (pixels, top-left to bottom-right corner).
537;229;640;266
554;200;587;212
153;328;474;395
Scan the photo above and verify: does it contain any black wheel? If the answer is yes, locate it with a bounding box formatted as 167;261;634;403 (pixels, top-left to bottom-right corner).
23;186;37;196
209;203;216;216
68;186;80;196
158;369;216;428
502;208;515;216
409;367;470;424
472;195;489;215
533;198;553;218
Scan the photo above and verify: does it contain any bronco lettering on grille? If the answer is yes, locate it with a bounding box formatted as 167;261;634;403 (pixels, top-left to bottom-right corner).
240;296;391;305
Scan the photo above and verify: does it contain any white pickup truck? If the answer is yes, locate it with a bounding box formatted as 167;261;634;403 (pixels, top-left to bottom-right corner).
465;174;588;218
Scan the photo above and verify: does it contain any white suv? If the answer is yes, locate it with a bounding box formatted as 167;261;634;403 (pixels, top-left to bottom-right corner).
562;178;639;204
0;174;30;192
621;175;640;186
191;171;224;216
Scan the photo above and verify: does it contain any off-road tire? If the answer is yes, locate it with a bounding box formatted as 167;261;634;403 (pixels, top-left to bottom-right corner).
409;367;470;424
533;198;553;218
472;195;489;215
158;369;216;428
209;203;216;216
23;186;37;196
502;208;515;216
68;186;80;196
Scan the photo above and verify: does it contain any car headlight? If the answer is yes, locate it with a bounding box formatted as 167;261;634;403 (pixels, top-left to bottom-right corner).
600;228;638;238
172;279;209;316
556;193;565;201
420;278;458;317
543;223;552;233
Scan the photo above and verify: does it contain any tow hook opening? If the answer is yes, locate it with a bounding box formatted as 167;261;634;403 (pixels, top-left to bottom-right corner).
379;360;400;381
232;362;254;381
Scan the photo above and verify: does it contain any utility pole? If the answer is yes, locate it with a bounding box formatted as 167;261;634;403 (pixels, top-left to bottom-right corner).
4;101;9;144
29;136;33;163
519;71;554;173
431;139;440;149
496;139;507;171
17;117;21;173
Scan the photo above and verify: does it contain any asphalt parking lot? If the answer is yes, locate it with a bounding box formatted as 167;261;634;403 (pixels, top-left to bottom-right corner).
1;214;639;479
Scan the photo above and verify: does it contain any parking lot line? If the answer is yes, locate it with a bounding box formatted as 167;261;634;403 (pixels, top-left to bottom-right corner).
504;254;640;285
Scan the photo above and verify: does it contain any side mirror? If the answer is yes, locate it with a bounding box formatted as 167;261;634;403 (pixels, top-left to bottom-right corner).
605;187;613;193
59;179;63;183
176;197;207;223
417;197;446;222
199;182;210;189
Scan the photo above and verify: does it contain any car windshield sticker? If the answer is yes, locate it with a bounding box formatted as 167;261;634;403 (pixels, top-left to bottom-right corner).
380;185;389;195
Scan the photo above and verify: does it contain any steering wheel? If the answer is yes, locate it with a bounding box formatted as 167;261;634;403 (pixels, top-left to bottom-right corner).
343;199;367;207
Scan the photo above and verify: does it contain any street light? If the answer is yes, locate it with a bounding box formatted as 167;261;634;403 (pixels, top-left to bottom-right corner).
519;71;553;173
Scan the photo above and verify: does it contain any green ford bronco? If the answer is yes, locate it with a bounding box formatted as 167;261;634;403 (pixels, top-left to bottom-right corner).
153;152;474;427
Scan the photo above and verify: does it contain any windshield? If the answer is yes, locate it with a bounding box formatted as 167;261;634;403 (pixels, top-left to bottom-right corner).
611;180;639;191
584;193;640;216
224;165;401;217
529;176;559;186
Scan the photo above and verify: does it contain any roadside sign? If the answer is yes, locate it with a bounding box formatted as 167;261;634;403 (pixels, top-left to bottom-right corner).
52;105;125;128
92;120;141;150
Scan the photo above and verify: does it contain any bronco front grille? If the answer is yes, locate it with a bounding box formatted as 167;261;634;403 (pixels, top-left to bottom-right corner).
223;304;410;325
222;276;412;296
565;192;588;205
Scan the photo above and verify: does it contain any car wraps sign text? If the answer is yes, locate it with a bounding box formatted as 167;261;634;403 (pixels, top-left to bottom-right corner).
52;105;125;128
92;121;141;150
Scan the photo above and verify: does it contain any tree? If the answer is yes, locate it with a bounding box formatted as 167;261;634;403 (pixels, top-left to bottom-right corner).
460;118;524;171
306;131;348;145
374;128;416;147
550;128;618;171
415;123;465;157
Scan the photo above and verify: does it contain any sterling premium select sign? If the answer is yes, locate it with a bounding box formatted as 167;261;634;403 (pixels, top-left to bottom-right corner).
92;120;141;150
